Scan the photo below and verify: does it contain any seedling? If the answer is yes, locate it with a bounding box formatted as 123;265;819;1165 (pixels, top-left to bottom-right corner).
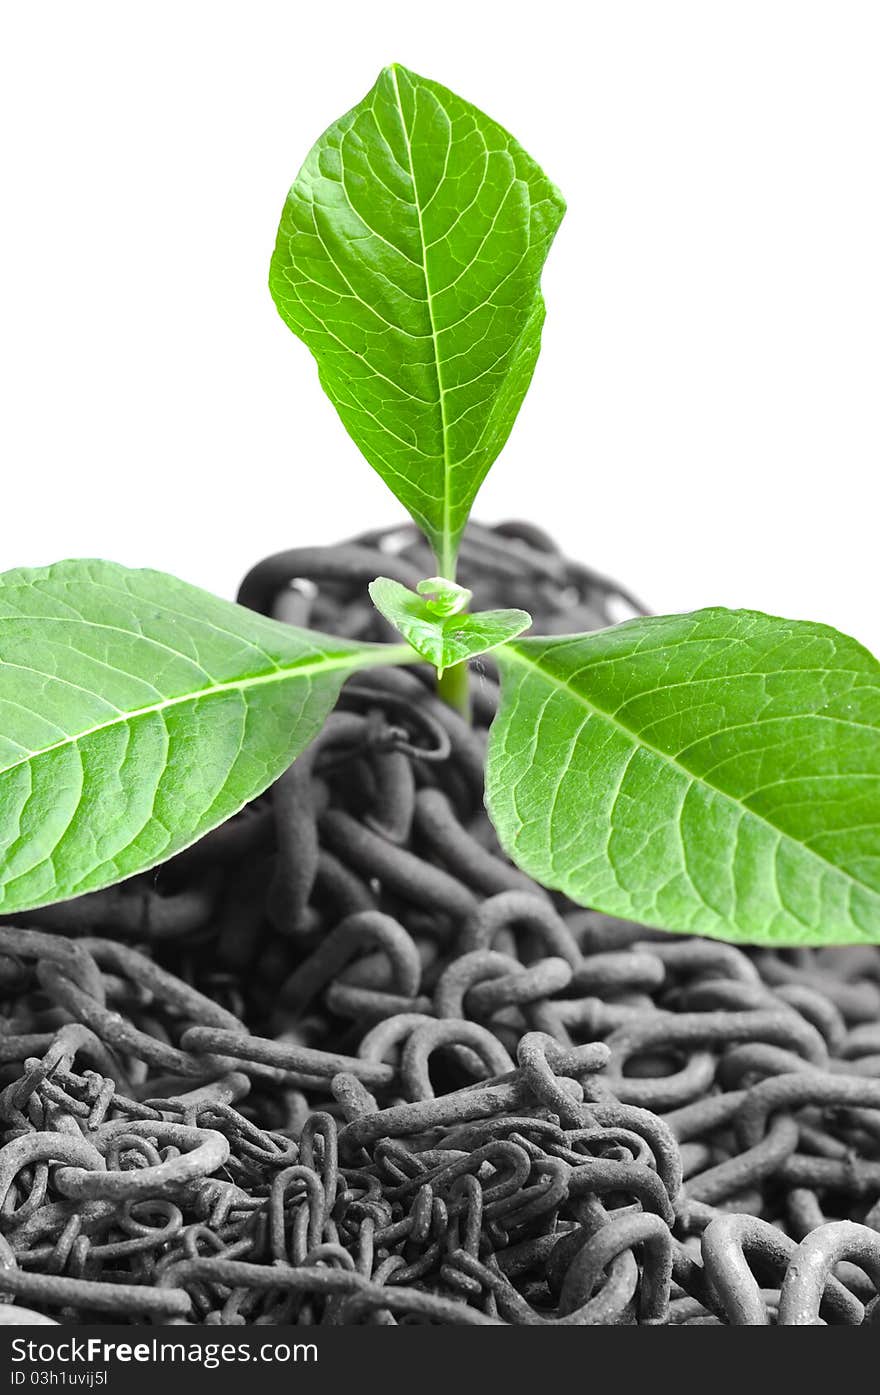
0;64;877;946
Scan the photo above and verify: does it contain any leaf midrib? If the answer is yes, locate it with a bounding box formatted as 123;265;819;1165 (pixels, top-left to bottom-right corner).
388;64;453;575
0;643;415;781
497;643;877;903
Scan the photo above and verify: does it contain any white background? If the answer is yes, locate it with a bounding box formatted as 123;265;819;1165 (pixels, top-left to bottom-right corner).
2;2;878;649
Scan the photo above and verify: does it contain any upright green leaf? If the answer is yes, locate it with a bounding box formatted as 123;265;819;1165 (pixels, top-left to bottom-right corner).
0;560;412;912
486;609;880;945
270;63;565;575
369;575;530;674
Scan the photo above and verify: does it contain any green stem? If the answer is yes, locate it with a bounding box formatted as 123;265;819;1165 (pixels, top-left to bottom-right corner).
431;540;471;719
437;661;471;722
434;542;457;587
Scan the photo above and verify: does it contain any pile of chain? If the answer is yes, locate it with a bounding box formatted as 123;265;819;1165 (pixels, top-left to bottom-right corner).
3;521;880;1326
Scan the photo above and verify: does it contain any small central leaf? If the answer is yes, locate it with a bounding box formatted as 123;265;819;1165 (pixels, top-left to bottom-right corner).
369;576;530;675
269;63;565;576
417;576;472;618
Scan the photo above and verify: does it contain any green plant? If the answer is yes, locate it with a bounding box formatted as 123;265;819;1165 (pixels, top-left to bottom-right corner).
1;64;877;945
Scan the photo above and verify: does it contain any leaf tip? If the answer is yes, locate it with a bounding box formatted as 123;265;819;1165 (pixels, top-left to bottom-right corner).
383;60;414;88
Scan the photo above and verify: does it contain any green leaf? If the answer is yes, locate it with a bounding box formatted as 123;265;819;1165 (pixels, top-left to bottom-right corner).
369;576;530;675
0;560;412;913
486;609;880;946
269;63;565;576
417;577;472;618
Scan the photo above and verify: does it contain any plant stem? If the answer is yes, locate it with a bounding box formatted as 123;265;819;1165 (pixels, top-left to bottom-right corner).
437;661;471;722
